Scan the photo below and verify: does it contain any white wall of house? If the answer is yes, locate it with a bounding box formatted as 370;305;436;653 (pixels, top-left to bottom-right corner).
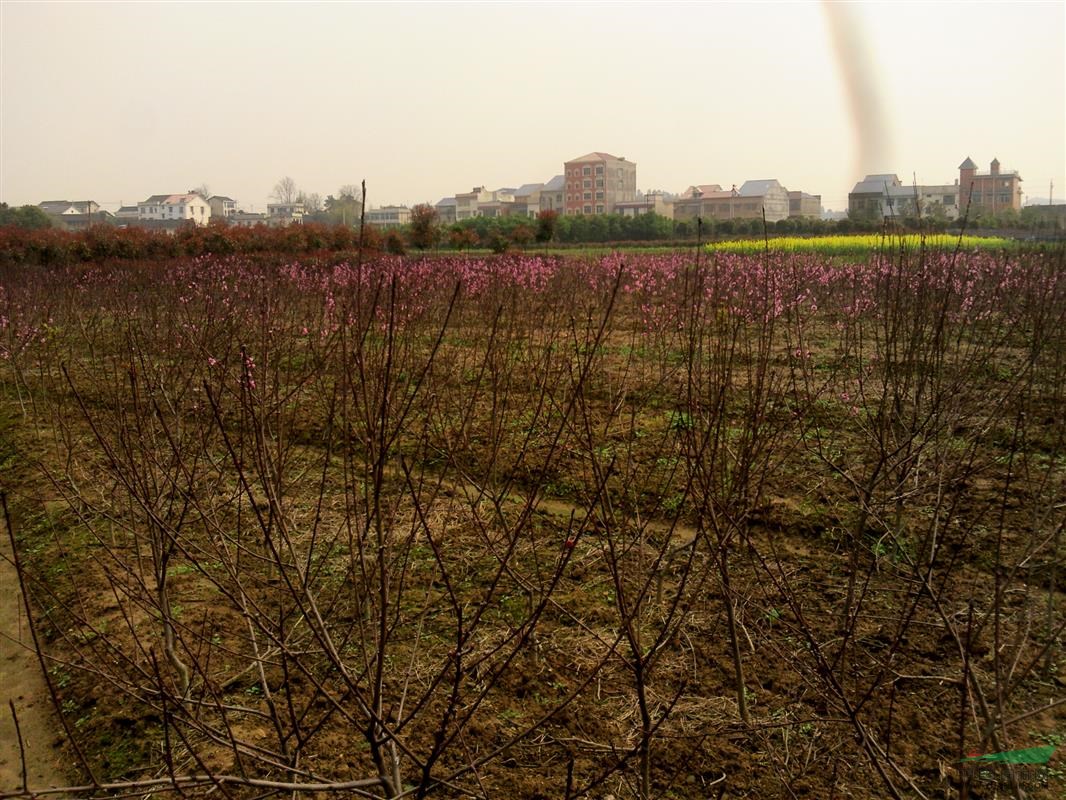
138;194;212;225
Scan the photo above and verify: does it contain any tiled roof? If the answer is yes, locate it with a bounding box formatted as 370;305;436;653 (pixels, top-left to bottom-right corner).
565;151;626;164
738;179;784;197
682;184;724;198
142;193;203;205
38;201;75;212
514;183;544;197
542;174;565;191
678;191;733;201
850;175;902;194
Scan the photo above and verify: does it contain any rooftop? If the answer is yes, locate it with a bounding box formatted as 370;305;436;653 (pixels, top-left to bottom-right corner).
738;179;785;197
565;151;630;164
542;174;565;191
851;175;903;194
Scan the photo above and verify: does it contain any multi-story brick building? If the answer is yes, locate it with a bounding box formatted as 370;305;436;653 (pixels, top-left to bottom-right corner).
563;152;636;215
958;157;1022;214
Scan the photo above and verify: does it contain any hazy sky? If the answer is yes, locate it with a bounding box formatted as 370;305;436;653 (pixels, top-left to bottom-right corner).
2;1;1063;213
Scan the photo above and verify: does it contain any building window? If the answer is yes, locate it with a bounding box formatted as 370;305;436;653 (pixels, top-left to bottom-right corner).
596;205;604;214
595;179;604;188
583;167;591;176
596;192;604;200
584;192;592;201
583;205;592;214
583;180;591;189
595;166;604;175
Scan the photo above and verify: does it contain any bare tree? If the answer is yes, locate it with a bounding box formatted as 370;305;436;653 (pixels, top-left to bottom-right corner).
272;176;298;204
297;191;322;214
338;183;363;202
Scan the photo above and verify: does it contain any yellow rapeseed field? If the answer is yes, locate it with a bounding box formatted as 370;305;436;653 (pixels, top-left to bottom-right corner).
706;233;1012;256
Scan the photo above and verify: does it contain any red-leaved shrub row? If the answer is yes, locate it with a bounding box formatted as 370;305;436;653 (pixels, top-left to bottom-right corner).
0;222;384;265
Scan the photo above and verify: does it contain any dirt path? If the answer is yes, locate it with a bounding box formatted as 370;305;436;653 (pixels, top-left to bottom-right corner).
0;531;72;794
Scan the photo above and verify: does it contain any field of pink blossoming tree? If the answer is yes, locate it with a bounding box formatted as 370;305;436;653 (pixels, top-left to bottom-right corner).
0;240;1063;799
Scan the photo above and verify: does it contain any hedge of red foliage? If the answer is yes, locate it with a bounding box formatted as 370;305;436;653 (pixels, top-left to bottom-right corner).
0;222;383;265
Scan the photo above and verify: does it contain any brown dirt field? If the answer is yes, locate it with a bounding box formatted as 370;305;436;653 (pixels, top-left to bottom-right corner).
0;530;72;794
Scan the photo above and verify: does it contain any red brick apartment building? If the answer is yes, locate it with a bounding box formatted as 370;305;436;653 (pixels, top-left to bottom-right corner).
564;152;637;215
958;157;1022;214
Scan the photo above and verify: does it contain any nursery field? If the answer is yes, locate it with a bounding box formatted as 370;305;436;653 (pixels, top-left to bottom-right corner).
0;243;1063;799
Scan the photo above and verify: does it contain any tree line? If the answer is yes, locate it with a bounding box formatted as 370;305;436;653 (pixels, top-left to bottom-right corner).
1;198;1060;264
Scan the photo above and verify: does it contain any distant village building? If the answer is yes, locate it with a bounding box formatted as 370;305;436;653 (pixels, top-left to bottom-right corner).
115;206;140;219
958;157;1022;214
848;157;1020;220
477;188;517;219
435;197;457;225
564;152;637;216
614;191;671;218
208;195;237;219
267;202;304;226
672;184;728;222
230;212;269;228
1022;202;1066;229
512;184;544;218
538;175;566;213
121;219;191;234
848;174;960;220
364;205;411;228
49;211;115;231
138;193;212;225
38;200;100;216
455;187;512;220
788;191;822;218
848;174;903;219
735;180;790;221
673;180;791;223
36;200;109;229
